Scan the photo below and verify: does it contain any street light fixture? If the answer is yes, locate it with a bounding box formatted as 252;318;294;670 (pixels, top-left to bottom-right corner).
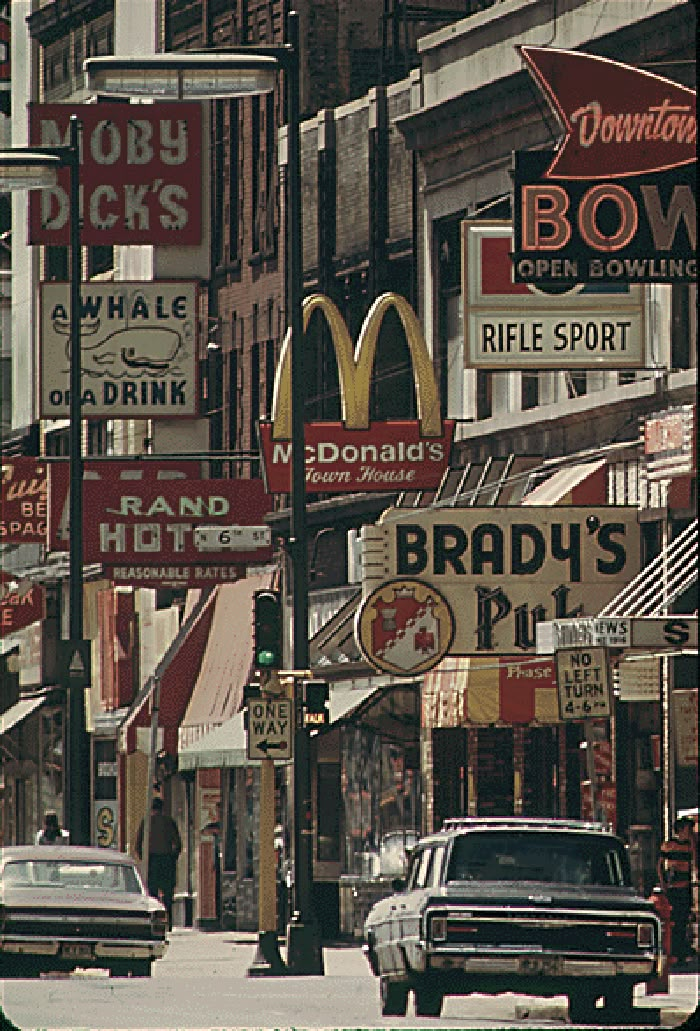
86;11;321;976
0;115;90;845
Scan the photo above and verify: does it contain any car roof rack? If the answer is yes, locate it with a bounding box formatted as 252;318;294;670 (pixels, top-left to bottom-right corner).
441;817;609;833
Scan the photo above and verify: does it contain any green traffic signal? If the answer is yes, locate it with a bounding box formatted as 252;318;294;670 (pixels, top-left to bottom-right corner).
253;590;283;669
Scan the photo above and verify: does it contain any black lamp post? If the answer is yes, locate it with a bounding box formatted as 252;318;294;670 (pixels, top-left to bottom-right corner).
86;10;322;976
0;115;90;846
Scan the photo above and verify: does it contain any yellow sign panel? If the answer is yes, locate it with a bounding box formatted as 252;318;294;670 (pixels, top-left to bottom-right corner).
361;506;640;656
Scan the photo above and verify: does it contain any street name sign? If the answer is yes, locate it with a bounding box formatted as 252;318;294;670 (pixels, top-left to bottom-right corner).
194;525;271;551
247;697;292;761
538;615;697;653
556;646;612;721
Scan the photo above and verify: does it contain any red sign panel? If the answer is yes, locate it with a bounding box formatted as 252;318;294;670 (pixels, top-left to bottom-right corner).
259;420;455;494
0;17;10;85
29;103;203;245
106;564;245;588
0;572;46;638
82;478;273;565
1;458;48;544
49;459;201;551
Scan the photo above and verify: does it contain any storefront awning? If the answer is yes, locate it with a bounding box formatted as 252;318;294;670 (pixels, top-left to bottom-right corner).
121;588;217;755
178;711;255;770
1;694;45;734
178;570;276;751
423;656;560;727
521;459;606;506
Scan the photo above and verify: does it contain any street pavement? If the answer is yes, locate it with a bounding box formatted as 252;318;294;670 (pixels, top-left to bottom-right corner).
0;927;697;1030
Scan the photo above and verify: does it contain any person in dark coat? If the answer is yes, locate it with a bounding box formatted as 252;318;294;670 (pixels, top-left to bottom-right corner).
35;810;70;845
135;797;181;928
657;816;695;965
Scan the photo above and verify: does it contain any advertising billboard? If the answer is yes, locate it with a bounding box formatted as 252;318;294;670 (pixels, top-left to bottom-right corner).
29;103;203;246
40;281;199;418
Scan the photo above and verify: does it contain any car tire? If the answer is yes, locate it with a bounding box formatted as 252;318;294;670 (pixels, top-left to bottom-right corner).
414;982;444;1017
601;983;634;1023
380;976;409;1016
109;959;151;978
568;989;600;1024
130;959;152;977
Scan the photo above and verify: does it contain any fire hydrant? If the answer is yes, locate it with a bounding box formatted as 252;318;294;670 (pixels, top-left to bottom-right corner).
646;886;672;994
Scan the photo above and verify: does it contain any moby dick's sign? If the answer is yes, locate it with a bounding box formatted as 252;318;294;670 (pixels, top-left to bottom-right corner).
360;507;640;658
512;47;696;284
259;293;454;492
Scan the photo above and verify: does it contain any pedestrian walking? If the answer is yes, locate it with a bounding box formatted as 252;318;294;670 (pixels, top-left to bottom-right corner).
657;816;694;965
135;797;182;929
35;810;70;845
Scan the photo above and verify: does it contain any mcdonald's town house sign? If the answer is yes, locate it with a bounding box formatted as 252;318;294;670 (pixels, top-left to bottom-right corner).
258;293;455;493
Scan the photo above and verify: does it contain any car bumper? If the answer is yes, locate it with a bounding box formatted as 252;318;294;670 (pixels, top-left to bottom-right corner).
1;937;168;962
427;949;656;978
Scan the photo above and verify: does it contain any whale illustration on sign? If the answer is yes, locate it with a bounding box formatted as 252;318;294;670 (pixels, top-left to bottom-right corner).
53;319;184;378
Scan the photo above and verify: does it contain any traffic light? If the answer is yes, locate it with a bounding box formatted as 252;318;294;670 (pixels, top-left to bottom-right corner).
302;679;329;726
253;589;283;669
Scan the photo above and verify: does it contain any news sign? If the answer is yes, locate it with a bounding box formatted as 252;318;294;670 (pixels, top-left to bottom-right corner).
462;221;645;368
29;103;202;245
512;48;697;284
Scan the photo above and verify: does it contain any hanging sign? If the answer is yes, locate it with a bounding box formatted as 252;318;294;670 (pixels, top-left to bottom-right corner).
259;293;454;492
556;646;612;720
40;281;199;419
512;47;697;284
29;102;203;246
1;458;48;544
0;572;45;637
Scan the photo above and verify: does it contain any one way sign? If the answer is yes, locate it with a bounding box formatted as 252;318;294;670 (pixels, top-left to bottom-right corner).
58;639;91;689
247;697;292;760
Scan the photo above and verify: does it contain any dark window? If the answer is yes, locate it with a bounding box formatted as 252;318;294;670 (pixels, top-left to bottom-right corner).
316;763;341;862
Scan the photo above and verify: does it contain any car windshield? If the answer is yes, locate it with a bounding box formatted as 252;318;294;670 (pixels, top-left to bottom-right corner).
2;859;142;893
445;832;629;887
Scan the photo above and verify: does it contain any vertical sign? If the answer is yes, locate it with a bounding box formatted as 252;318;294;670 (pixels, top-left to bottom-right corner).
556;646;612;720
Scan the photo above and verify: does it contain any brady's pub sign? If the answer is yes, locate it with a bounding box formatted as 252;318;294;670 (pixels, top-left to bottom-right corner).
258;293;454;493
359;506;640;669
512;47;696;284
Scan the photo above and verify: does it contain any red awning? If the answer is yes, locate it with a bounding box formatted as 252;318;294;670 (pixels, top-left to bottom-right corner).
521;459;606;506
423;656;560;727
179;571;276;750
121;590;216;755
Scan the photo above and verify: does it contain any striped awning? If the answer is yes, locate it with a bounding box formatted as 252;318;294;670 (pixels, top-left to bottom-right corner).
423;655;559;727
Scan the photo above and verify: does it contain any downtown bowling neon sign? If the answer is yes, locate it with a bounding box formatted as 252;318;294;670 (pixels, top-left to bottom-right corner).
512;47;696;284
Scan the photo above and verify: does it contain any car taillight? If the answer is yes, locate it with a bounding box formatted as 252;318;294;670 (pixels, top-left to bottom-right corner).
151;909;168;936
431;915;447;941
637;923;654;949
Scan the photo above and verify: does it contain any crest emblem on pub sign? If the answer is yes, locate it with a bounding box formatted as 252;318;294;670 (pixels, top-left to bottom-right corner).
356;579;454;676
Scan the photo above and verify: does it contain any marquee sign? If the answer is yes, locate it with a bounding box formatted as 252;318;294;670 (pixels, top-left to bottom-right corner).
29;103;202;246
259;293;454;492
1;458;48;544
360;506;640;659
40;282;198;418
462;221;645;368
82;478;273;566
512;47;697;284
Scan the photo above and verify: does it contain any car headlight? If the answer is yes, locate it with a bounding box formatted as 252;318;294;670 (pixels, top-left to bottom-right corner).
637;922;654;949
150;909;168;936
431;914;447;941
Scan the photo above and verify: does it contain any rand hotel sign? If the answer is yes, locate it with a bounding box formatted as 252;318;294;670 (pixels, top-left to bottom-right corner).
512;48;696;284
29;103;202;246
40;282;198;418
360;507;640;661
462;220;645;369
258;293;455;492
